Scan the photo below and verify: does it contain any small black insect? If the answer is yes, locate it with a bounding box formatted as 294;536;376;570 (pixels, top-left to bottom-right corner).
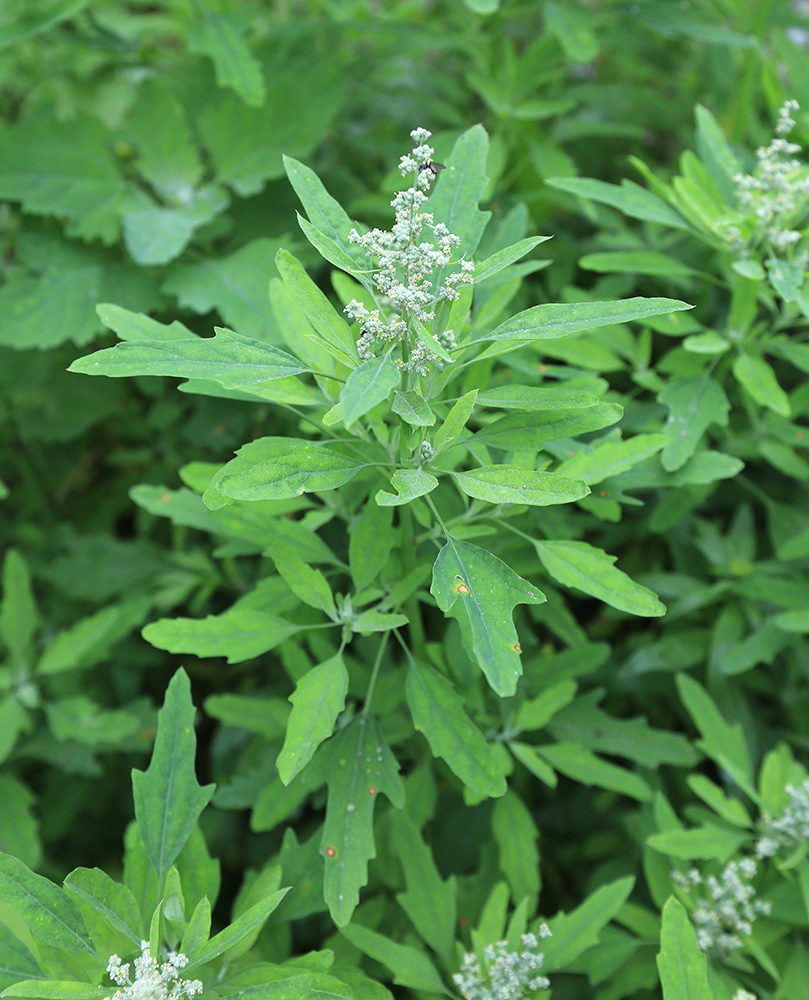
419;160;446;175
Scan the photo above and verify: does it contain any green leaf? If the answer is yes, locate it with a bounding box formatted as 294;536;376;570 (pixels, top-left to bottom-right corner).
430;125;491;260
0;111;129;242
431;539;545;696
340;925;446;995
775;609;809;633
433;390;478;454
0;921;41;991
659;377;730;471
547;692;698;767
473;237;550;284
208;438;368;503
268;541;337;619
310;715;404;926
297;214;362;278
453;466;589;506
554;433;669;484
686;775;751;827
349;500;395;591
340;354;400;427
275;249;357;362
536;744;653;801
542;876;635;970
187;11;265;107
179;897;211;961
0;778;37;874
376;469;440;506
657;897;712;1000
0;550;37;666
163;238;283;343
277;654;348;786
69;328;308;387
143;608;302;664
1;984;108;1000
469;403;623;451
392;391;435;427
405;659;507;797
675;674;757;801
62;869;142;949
97;304;193;343
580;251;695;278
733;353;791;417
516;681;578;732
126;79;202;202
184;889;289;971
131;669;215;884
478;297;691;343
547;176;691;229
647;825;748;861
392;814;457;963
0;853;95;956
196;56;341;196
37;601;149;676
533;540;665;616
476;385;598;411
0;0;89;49
283;156;369;282
122;187;228;266
507;743;557;787
492;791;540;909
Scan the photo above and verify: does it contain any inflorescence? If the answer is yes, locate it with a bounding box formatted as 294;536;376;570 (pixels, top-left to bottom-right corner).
107;942;202;1000
345;127;474;372
671;859;771;957
453;929;552;1000
727;99;809;264
756;775;809;859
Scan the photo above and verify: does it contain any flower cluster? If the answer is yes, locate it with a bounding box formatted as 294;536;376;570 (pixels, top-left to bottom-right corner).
453;929;552;1000
732;990;757;1000
672;859;771;957
107;943;202;1000
728;100;809;262
345;127;474;368
756;776;809;858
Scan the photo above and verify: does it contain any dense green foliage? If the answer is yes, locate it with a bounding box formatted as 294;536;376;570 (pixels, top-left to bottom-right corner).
2;2;809;999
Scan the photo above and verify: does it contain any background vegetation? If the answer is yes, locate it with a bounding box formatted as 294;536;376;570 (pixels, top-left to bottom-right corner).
2;2;809;999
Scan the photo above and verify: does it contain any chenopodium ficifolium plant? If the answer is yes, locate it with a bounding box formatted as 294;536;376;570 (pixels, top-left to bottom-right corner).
69;125;689;926
0;669;358;1000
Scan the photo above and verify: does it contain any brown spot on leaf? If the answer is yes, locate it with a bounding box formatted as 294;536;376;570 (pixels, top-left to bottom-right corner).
325;846;337;858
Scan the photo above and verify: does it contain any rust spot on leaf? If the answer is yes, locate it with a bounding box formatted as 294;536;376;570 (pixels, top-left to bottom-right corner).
160;493;171;502
513;643;522;653
368;786;376;796
325;846;337;858
455;580;471;595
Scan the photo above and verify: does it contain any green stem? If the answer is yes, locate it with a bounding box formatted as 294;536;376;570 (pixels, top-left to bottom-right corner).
399;503;427;657
362;631;390;716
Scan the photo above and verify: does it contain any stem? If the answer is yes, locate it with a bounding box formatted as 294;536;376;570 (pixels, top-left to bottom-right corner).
362;631;390;716
399;503;427;657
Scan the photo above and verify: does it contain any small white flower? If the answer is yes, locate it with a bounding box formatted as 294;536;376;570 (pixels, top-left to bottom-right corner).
107;942;202;1000
672;860;770;957
453;929;551;1000
344;128;475;374
756;776;809;858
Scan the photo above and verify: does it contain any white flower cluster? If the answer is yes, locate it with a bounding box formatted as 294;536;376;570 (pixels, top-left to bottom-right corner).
672;859;771;957
452;929;552;1000
345;127;474;369
756;776;809;858
107;942;202;1000
732;990;757;1000
729;100;809;261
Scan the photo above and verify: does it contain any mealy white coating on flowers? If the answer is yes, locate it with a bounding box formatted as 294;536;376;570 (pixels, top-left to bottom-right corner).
107;943;202;1000
728;100;809;263
671;859;771;957
452;929;552;1000
756;775;809;858
344;127;474;373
